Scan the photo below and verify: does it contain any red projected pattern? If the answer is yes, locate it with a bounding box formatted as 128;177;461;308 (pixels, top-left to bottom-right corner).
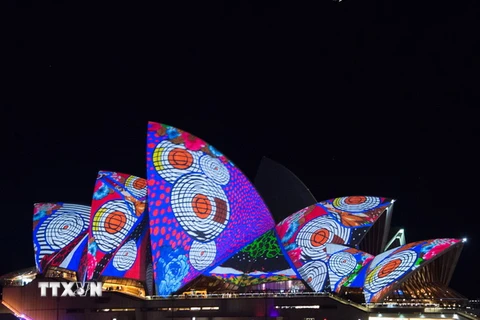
147;122;275;297
82;171;148;281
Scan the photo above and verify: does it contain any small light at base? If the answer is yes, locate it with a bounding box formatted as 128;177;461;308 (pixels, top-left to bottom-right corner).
462;238;467;243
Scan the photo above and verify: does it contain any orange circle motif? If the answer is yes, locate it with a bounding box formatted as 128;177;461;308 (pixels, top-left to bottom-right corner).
104;211;127;234
378;258;401;278
310;229;330;247
192;194;212;219
133;178;147;190
345;196;367;205
168;148;193;169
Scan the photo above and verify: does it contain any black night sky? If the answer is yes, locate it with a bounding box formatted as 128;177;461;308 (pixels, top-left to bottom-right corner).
3;1;479;299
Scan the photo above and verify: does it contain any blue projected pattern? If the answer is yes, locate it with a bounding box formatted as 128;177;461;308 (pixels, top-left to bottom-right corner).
147;122;275;297
325;244;373;293
30;122;464;304
275;198;392;292
33;203;90;273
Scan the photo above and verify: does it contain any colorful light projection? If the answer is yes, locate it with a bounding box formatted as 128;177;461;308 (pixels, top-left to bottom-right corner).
319;196;393;232
275;197;391;292
363;238;461;303
146;122;275;297
321;196;391;214
209;230;297;286
84;171;148;281
33;203;90;273
325;244;373;293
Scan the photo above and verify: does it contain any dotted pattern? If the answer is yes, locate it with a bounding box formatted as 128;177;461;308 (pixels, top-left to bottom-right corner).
147;122;275;296
209;229;297;285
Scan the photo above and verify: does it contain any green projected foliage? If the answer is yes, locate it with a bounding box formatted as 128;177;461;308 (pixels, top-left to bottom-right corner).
240;230;282;259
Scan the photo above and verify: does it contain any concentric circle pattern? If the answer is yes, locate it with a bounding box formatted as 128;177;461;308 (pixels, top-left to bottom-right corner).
189;240;217;271
112;240;138;271
153;140;201;183
171;174;230;241
329;251;357;276
34;204;90;263
92;200;137;252
44;212;86;250
296;216;350;260
332;196;381;212
298;260;328;292
125;176;147;199
200;155;230;185
38;212;88;251
364;249;417;293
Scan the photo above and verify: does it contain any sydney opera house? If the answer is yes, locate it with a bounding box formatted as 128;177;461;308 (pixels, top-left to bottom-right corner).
0;122;471;320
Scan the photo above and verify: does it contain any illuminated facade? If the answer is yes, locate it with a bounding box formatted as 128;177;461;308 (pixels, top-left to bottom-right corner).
1;122;468;320
32;203;90;273
146;122;275;297
82;171;149;282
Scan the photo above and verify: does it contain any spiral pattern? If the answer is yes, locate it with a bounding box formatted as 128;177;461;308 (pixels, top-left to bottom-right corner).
200;155;230;185
189;240;217;271
329;251;357;276
298;260;328;292
35;204;90;261
112;240;138;271
364;249;417;294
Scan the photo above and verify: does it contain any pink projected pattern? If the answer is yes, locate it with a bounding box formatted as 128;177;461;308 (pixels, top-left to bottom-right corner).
146;122;275;297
